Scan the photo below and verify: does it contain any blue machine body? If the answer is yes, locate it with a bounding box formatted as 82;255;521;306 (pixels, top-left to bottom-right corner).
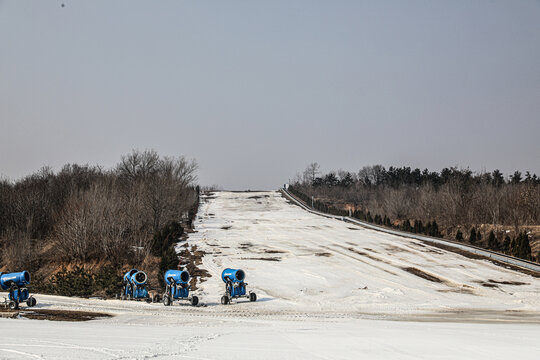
164;270;190;299
221;268;247;298
9;288;30;302
0;271;30;290
123;269;149;299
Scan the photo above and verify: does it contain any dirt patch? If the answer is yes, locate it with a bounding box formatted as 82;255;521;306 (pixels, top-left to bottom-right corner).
347;247;382;264
241;257;281;261
178;244;211;290
488;279;529;286
384;245;410;253
263;249;286;254
247;195;270;199
0;308;111;322
437;288;477;295
480;282;499;288
402;267;443;283
347;227;360;231
363;248;378;253
221;225;232;230
315;252;332;257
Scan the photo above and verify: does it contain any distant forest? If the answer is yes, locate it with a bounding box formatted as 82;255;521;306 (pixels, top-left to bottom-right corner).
291;163;540;262
0;150;199;295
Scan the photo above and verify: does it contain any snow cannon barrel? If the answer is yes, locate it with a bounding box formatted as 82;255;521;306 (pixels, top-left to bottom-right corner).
131;271;147;285
123;269;147;285
123;269;137;283
165;270;189;285
0;271;31;290
221;268;245;283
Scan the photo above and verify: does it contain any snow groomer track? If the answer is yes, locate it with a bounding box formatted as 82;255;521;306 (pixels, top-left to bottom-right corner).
1;191;540;359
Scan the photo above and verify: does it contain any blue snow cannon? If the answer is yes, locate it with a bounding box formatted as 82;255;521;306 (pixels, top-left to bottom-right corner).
121;269;150;302
220;268;256;305
0;271;37;309
162;270;199;306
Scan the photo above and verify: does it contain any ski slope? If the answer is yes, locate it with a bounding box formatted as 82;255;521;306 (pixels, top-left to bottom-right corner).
190;191;540;317
0;190;539;359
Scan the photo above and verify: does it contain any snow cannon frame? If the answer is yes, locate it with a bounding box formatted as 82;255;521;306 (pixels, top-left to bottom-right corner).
220;268;256;305
121;269;150;302
0;271;37;310
162;270;199;306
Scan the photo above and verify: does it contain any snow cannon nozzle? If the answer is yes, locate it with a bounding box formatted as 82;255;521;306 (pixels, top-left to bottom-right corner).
164;270;190;285
221;268;245;283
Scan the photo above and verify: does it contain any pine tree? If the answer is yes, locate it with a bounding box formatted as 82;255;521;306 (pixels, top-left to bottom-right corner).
432;220;440;237
516;232;532;260
469;227;477;244
503;235;511;253
413;220;424;234
401;220;412;232
487;231;498;250
456;230;463;241
366;211;373;223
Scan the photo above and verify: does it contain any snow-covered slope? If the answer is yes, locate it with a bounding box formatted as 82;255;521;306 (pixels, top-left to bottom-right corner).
1;190;539;359
188;191;540;317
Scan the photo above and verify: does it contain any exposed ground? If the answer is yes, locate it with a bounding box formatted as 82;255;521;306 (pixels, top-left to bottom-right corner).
0;191;539;359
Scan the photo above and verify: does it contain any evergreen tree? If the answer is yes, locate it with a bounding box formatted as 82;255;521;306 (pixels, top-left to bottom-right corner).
401;220;412;232
425;220;440;237
510;236;517;256
413;220;424;234
503;235;511;253
469;227;477;244
487;231;498;250
366;211;373;223
455;230;463;241
515;232;532;260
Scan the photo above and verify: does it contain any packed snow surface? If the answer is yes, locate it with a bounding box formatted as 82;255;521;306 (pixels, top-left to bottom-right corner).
1;191;539;359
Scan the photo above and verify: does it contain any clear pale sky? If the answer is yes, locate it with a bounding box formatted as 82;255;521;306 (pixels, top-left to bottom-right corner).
1;1;539;189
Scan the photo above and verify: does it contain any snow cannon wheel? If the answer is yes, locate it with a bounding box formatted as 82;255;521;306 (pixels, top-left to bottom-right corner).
153;294;161;303
163;295;171;306
145;298;152;303
8;300;18;310
26;296;37;307
191;296;199;306
221;296;229;305
249;292;257;302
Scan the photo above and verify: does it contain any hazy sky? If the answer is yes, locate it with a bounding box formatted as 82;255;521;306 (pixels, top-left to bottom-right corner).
1;1;539;189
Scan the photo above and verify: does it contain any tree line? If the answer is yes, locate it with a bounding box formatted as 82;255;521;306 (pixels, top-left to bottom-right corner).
0;150;199;285
291;163;540;262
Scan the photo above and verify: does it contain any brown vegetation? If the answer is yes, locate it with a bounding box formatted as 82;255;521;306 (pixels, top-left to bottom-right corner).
0;150;199;295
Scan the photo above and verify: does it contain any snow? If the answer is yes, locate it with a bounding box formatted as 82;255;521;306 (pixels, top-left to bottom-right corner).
1;191;539;359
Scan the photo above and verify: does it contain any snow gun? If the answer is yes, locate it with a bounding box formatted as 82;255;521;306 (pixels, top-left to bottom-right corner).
121;269;150;301
0;271;37;309
220;268;256;305
162;270;199;306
